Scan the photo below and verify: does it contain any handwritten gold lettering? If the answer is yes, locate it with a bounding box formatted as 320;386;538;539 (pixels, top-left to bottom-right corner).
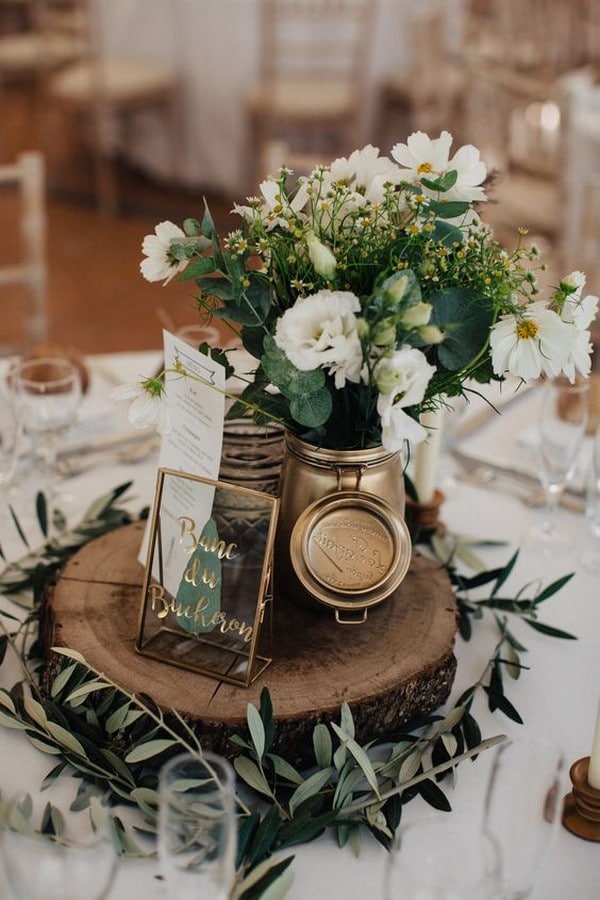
178;516;239;560
148;582;254;643
184;557;219;589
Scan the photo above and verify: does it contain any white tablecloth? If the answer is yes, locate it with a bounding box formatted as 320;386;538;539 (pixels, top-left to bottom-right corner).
1;351;599;898
96;0;465;196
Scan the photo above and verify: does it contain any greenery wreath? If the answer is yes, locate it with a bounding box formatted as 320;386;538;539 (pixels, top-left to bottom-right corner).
0;485;574;898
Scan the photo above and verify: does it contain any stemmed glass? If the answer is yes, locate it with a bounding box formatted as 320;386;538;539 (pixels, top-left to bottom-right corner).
158;751;237;899
483;736;566;899
526;376;588;554
385;815;502;899
580;424;600;572
0;793;119;900
14;356;82;507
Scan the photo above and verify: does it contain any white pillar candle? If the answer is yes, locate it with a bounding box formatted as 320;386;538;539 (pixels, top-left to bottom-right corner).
588;699;600;790
413;409;444;504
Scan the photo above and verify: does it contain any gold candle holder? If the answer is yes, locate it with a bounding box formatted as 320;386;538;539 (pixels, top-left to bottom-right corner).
405;489;445;539
562;756;600;841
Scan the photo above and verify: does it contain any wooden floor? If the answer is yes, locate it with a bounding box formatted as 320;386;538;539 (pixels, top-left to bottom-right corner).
1;83;236;356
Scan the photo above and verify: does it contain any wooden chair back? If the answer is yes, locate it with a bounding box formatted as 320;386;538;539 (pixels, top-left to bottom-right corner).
0;151;47;352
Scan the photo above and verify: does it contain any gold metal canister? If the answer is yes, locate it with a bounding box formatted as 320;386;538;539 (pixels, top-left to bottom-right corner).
275;432;410;620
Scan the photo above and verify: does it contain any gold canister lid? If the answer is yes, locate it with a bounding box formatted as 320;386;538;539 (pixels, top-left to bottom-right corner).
289;491;412;614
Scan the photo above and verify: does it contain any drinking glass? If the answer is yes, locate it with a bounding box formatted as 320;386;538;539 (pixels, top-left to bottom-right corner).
14;356;82;500
0;794;118;900
0;384;20;490
385;816;502;899
483;736;566;899
580;424;600;572
526;376;588;554
158;751;237;899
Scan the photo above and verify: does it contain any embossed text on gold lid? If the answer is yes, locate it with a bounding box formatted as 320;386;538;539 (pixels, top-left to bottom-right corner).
290;491;412;614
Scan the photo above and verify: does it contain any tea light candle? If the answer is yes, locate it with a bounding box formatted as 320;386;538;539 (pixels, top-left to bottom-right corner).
588;699;600;790
413;410;444;504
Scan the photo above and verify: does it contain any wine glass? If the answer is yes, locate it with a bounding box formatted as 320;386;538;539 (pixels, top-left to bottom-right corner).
14;356;82;506
158;751;237;899
385;815;502;899
580;424;600;572
0;793;118;900
483;736;566;899
526;376;588;554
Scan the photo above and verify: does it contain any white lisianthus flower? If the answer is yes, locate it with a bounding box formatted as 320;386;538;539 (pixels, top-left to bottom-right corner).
111;378;170;434
274;290;363;388
374;347;436;450
140;221;188;285
305;232;337;278
489;302;571;380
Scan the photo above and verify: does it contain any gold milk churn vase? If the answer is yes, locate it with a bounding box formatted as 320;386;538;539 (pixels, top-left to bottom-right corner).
275;432;412;623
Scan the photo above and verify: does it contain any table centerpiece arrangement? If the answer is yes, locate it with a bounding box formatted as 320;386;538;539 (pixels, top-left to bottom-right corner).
126;129;597;616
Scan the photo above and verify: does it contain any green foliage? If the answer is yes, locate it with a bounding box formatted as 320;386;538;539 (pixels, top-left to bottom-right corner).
0;488;577;897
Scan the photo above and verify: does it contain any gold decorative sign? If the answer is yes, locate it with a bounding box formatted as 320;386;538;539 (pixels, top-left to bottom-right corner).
137;468;278;687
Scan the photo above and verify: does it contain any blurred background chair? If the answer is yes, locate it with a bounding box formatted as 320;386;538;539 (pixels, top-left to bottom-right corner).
375;0;466;152
38;0;178;214
0;150;46;355
244;0;376;187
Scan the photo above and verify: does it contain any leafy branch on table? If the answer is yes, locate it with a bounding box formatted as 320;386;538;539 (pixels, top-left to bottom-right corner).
0;489;577;899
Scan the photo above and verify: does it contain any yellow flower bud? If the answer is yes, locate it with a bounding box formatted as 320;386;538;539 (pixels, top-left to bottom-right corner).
401;302;432;328
306;232;337;278
419;324;444;344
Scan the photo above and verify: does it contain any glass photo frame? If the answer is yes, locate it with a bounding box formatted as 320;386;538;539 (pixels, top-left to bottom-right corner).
137;468;278;687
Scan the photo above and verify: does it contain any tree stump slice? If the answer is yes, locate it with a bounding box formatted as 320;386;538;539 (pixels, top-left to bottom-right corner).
41;522;458;761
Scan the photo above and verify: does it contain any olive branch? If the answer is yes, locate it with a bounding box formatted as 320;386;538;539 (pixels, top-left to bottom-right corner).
0;488;576;899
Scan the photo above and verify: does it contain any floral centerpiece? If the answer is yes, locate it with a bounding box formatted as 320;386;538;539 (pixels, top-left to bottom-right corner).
130;130;596;456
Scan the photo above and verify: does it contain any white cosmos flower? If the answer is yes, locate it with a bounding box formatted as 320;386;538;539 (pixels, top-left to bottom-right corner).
140;221;188;285
391;131;487;205
445;144;487;203
256;178;309;230
329;144;401;191
562;327;593;381
274;290;363;388
391;130;453;181
559;271;599;330
374;347;436;450
489;302;571;380
111;378;170;434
